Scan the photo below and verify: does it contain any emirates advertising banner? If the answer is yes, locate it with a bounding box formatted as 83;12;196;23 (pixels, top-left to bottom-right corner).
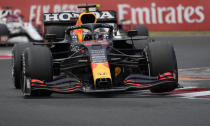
0;0;209;31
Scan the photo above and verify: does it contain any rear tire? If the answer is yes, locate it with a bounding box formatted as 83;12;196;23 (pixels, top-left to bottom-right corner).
22;46;53;97
146;41;178;93
12;43;33;89
134;25;149;36
133;25;149;49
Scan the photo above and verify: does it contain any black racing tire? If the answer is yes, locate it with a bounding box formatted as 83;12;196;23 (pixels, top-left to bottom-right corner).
23;46;53;81
133;39;149;50
146;41;178;93
12;43;33;89
22;46;53;97
0;24;10;35
134;25;149;36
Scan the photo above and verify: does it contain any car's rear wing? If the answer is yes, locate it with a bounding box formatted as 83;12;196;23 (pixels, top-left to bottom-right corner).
43;11;117;41
43;10;117;25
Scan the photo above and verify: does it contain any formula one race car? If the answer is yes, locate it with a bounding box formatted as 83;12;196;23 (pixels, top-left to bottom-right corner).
12;4;178;97
0;6;42;45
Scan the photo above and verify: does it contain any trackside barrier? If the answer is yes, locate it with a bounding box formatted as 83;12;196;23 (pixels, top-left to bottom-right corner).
0;0;209;31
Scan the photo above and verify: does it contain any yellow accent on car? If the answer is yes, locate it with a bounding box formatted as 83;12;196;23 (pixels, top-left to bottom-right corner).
115;66;121;77
91;62;112;85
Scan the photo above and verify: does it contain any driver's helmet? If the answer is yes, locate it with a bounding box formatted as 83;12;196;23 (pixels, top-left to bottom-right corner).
94;32;102;40
83;30;103;41
74;12;97;42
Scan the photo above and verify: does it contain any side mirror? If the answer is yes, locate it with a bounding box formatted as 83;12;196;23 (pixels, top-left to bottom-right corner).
45;34;56;41
127;30;137;37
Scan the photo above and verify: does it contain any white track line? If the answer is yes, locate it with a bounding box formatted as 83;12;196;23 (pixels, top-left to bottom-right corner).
174;90;210;99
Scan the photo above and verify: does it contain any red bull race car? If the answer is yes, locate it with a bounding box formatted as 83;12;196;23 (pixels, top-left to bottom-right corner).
12;4;178;97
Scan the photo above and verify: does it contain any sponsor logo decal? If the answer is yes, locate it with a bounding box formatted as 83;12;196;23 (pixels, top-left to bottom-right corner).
43;11;115;22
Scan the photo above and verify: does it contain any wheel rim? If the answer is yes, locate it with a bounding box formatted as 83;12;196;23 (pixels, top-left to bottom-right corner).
22;55;31;96
11;52;15;84
23;76;31;96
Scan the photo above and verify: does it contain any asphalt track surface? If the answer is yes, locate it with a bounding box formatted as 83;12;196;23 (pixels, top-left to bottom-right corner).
0;36;210;126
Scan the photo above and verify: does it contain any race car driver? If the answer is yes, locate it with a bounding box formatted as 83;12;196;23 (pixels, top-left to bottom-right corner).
73;12;97;42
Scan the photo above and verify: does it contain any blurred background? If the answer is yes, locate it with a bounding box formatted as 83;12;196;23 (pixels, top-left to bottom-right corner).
1;0;209;35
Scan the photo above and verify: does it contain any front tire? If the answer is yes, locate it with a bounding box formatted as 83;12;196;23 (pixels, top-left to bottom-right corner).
22;46;53;97
12;43;33;89
146;41;178;93
134;25;149;36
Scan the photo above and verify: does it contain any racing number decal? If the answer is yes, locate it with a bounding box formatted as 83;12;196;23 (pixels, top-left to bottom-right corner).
97;72;107;76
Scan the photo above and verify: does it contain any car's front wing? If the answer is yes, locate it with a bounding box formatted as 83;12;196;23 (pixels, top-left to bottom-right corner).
29;72;177;93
